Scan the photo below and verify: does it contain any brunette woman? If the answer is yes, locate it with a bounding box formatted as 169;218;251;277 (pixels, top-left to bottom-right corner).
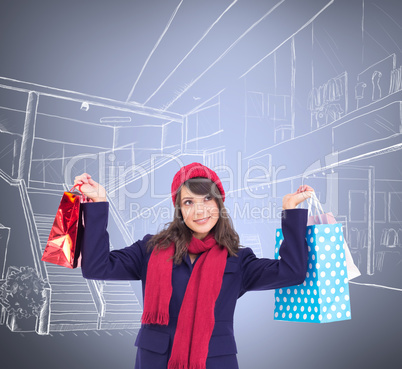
75;162;313;369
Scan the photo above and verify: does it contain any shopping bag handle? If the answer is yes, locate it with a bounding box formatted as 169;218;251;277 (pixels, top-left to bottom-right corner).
69;184;83;193
306;191;325;218
68;183;94;203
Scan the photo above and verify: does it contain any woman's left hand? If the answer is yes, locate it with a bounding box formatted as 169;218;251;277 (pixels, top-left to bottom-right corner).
282;185;315;210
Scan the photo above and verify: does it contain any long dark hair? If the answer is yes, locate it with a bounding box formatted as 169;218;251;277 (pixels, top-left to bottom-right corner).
147;177;240;264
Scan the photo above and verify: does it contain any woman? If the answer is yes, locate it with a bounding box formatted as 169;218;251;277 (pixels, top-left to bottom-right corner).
75;162;313;369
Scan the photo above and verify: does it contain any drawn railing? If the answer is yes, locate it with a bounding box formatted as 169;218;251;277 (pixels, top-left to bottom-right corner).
86;280;106;328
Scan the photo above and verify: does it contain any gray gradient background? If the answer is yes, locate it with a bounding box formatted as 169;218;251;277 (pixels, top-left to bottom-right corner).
0;1;401;368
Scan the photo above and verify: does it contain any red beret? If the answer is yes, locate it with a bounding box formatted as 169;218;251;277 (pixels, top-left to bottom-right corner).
171;162;225;205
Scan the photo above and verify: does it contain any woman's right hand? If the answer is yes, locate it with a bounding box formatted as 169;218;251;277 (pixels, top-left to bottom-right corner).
74;173;107;202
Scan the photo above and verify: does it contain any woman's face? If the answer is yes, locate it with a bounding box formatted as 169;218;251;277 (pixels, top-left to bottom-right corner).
179;185;220;240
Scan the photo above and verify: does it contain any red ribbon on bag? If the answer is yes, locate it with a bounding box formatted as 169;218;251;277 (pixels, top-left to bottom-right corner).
41;184;85;269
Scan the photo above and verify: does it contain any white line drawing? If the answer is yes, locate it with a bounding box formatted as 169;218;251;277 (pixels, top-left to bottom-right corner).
0;170;51;334
308;72;348;130
0;0;401;343
126;0;185;103
240;234;263;258
234;0;402;293
356;54;397;110
0;223;11;326
0;77;191;334
136;0;239;106
350;281;402;292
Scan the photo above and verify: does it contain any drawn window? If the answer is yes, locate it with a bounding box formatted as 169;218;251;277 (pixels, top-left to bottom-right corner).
246;92;264;118
388;192;402;223
375;192;386;223
348;190;367;223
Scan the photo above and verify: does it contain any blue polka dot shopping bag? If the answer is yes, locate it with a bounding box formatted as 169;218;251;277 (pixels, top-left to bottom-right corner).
274;193;352;323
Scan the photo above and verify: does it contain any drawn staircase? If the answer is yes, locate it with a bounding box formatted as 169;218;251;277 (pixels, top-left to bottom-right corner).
97;280;142;330
34;212;99;331
30;188;143;332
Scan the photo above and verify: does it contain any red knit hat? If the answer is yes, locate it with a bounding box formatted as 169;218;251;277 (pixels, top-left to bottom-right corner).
171;162;225;205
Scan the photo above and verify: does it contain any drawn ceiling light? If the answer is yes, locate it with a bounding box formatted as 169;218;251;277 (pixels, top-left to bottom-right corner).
100;116;132;123
80;101;90;111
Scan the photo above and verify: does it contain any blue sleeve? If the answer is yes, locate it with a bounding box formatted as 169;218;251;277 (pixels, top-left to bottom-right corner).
241;209;308;293
80;202;153;281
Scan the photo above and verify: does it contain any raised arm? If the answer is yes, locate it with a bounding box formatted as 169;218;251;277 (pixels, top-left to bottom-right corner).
240;208;308;293
240;185;313;294
73;173;151;281
80;201;151;280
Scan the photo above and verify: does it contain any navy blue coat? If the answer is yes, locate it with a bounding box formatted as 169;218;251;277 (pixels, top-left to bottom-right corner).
80;202;308;369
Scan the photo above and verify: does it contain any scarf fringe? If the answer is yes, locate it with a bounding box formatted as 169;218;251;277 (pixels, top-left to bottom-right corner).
168;360;205;369
141;311;169;325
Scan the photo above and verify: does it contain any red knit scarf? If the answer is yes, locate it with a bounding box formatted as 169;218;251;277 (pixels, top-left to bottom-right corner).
142;232;228;369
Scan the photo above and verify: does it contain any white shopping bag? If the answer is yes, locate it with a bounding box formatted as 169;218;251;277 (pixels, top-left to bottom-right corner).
306;192;361;280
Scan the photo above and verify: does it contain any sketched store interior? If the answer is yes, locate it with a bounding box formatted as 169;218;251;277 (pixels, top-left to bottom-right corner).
0;0;401;339
0;82;184;334
234;2;402;287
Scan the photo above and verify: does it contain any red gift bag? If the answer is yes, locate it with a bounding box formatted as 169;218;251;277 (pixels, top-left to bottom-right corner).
42;185;87;268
